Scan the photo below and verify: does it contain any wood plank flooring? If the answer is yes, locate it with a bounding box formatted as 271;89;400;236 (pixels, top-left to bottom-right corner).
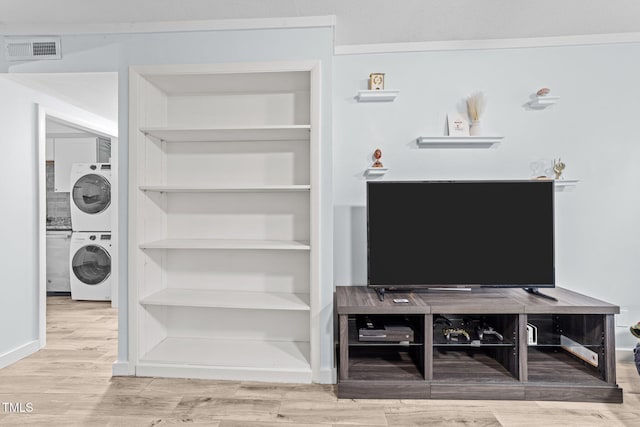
0;296;638;426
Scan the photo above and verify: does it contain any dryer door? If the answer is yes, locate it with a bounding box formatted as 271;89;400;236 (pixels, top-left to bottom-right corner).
72;245;111;285
72;174;111;214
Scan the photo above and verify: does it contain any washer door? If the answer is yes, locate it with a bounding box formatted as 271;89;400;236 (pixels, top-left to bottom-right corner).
72;245;111;285
72;174;111;214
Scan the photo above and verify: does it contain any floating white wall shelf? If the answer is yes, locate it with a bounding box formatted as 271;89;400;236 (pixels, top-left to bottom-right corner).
365;167;389;176
555;179;579;191
529;96;560;109
417;136;504;148
355;90;399;102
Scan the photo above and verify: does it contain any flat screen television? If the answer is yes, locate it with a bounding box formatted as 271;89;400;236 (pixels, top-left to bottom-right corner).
367;180;555;295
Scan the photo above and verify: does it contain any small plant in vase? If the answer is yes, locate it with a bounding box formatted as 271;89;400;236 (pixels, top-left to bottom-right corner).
466;91;487;136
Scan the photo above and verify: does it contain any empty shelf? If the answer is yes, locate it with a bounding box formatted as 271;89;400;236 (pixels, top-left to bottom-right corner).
141;288;310;311
142;337;311;371
139;185;311;193
139;238;311;250
140;125;311;142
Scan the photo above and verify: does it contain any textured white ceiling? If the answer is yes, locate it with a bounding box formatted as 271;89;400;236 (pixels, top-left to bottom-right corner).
1;0;640;46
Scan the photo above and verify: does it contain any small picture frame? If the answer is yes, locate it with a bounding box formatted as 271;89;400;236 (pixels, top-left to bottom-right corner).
447;113;469;136
369;73;385;90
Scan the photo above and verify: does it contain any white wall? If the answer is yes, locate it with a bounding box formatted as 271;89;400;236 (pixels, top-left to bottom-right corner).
3;27;335;379
0;76;116;365
333;43;640;350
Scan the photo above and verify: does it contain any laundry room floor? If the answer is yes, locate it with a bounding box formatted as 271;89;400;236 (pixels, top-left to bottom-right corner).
0;296;638;426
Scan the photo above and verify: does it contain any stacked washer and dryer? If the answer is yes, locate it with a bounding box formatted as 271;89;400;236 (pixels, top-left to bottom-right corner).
69;163;113;301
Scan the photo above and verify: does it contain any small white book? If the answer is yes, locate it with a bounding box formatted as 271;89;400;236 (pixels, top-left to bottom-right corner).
447;113;469;136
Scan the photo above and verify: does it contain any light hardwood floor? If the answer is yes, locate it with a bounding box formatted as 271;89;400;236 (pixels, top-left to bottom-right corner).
0;297;638;426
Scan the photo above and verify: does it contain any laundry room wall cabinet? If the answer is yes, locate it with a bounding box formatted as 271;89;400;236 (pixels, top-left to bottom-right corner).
128;61;322;382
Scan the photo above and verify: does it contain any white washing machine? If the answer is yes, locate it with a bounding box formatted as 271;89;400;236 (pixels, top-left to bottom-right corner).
70;163;112;232
69;232;112;301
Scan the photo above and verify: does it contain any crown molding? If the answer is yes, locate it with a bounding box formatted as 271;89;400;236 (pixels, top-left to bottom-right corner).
0;15;336;36
335;32;640;55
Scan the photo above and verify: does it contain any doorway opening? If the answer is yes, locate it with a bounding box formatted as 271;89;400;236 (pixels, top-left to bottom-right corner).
26;72;119;364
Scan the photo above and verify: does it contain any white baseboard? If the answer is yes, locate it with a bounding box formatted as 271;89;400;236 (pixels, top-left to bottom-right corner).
0;340;40;369
112;360;133;376
136;363;312;383
616;347;637;363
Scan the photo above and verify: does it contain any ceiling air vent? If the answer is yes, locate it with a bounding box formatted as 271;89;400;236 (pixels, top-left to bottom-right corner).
4;37;61;61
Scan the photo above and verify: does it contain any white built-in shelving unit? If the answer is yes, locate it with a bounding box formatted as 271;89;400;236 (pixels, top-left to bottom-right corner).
129;62;321;383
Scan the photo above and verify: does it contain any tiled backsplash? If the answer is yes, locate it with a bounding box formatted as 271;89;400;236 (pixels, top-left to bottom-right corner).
46;163;71;225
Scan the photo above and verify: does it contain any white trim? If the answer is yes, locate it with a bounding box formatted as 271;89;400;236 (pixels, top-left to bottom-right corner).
136;363;312;383
335;32;640;55
37;107;47;349
111;360;132;376
130;60;321;76
0;340;40;369
0;15;336;36
309;61;322;384
616;347;637;363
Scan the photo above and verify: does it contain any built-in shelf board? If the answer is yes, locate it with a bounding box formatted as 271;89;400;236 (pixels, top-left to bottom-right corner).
355;90;399;102
140;337;311;378
141;288;310;311
140;125;311;142
139;185;311;193
417;136;504;148
139;238;310;251
529;96;560;109
365;167;388;177
555;179;579;191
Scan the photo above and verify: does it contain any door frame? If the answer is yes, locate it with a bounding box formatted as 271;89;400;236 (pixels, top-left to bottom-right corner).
37;104;118;348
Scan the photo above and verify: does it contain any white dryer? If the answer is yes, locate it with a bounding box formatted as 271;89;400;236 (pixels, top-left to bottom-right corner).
70;163;112;232
69;232;112;301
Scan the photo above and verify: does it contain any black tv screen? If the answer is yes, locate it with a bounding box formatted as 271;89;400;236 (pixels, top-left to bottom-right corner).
367;181;555;289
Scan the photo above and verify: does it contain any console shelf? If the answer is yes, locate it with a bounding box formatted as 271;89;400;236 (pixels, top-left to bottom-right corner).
336;286;622;402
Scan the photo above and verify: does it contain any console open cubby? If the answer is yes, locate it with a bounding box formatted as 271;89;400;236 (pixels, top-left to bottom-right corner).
346;314;425;381
526;314;607;385
336;286;622;402
432;313;519;383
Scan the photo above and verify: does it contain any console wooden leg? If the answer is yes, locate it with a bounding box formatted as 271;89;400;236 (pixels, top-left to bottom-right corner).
339;314;349;381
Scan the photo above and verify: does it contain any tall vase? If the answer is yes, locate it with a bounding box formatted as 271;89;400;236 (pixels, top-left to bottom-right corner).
469;120;482;136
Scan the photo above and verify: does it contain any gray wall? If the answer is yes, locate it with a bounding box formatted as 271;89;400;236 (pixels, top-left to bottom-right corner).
333;43;640;350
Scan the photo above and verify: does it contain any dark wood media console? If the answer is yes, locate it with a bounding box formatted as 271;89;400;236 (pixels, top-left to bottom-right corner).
336;286;622;402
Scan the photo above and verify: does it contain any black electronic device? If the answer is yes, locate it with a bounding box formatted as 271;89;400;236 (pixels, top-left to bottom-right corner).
357;316;415;343
367;180;555;300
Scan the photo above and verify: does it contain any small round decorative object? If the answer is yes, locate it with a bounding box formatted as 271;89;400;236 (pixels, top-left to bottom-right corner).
372;149;383;168
537;88;551;96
